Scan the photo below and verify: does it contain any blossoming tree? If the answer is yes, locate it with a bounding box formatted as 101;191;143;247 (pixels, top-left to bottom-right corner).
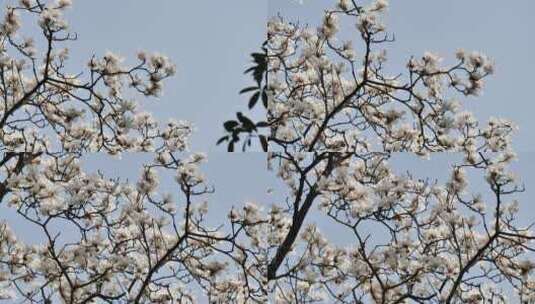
0;0;255;302
262;0;535;303
1;0;534;303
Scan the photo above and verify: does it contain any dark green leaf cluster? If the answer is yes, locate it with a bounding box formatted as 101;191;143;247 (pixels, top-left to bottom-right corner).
218;42;270;152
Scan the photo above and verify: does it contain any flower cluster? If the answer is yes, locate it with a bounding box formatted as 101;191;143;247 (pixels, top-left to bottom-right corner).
1;0;534;303
0;1;187;157
261;0;535;303
267;0;501;156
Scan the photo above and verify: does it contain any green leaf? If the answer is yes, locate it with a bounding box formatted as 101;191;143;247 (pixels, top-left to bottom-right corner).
248;91;260;109
251;53;266;65
261;90;268;108
256;121;269;128
239;86;259;94
223;120;239;132
216;136;228;145
259;135;268;152
237;112;256;131
253;69;264;86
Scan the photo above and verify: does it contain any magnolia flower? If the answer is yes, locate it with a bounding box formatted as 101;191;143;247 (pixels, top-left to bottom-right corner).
321;13;339;38
137;167;159;194
57;0;72;8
